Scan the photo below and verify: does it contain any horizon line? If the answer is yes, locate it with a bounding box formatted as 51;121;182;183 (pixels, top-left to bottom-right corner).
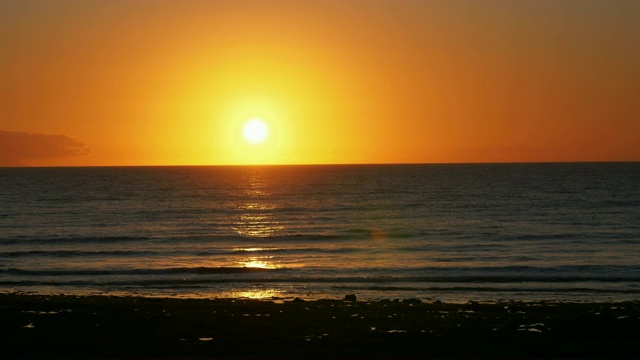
2;160;639;169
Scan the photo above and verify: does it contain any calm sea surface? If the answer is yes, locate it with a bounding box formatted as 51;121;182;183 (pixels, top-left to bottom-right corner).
1;163;639;302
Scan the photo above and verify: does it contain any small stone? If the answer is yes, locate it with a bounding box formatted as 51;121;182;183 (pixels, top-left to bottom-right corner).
344;294;357;302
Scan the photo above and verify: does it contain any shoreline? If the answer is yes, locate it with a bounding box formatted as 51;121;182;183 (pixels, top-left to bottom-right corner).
5;283;638;305
1;293;639;358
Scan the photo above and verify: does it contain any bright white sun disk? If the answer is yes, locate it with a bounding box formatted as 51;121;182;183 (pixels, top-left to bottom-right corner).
242;118;269;144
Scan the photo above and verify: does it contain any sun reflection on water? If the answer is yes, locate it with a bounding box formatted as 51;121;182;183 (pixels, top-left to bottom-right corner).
233;203;284;237
233;247;280;252
232;169;287;238
237;202;276;211
229;289;283;299
237;256;278;269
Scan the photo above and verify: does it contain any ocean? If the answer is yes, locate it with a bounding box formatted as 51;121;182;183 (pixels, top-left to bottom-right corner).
1;163;639;302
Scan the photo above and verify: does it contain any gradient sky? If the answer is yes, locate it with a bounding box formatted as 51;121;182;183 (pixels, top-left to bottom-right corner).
2;0;639;166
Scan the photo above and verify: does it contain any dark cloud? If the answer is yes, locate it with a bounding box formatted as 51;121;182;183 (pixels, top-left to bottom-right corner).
0;130;90;166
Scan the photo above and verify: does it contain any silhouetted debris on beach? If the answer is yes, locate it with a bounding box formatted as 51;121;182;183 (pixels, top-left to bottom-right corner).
1;294;639;358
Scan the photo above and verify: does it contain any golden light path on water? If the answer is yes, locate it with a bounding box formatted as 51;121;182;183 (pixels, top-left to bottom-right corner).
232;214;284;271
229;247;282;299
234;212;284;238
193;169;407;300
227;289;284;300
230;181;284;297
236;257;277;270
232;169;284;238
213;169;289;298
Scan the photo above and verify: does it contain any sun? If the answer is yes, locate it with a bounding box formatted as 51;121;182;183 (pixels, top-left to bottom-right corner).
242;118;269;145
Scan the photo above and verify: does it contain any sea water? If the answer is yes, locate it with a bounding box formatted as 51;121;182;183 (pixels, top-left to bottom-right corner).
1;163;639;302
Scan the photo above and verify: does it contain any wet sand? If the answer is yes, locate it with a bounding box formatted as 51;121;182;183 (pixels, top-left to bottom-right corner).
1;293;639;359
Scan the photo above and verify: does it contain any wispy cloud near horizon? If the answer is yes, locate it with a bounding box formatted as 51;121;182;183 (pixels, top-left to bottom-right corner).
0;130;90;166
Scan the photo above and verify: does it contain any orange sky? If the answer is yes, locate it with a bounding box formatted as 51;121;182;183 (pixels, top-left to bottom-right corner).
2;0;639;166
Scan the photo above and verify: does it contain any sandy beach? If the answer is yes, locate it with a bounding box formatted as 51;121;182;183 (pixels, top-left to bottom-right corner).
1;293;639;359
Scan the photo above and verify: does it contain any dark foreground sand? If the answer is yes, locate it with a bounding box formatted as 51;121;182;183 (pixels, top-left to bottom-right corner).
1;294;639;359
